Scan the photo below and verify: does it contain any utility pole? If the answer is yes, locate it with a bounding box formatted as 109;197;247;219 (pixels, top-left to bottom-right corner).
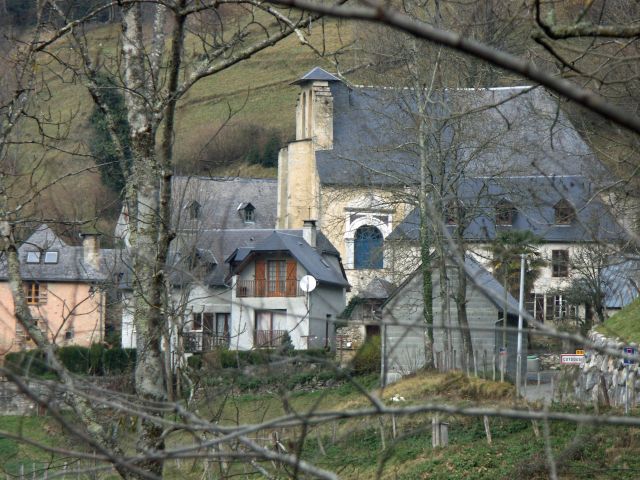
515;253;526;396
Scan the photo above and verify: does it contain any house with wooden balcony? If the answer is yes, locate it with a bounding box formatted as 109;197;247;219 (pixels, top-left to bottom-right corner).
226;221;349;350
118;176;349;355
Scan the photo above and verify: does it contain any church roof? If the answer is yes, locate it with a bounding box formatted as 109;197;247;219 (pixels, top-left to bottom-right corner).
387;175;628;244
315;82;608;187
291;67;340;85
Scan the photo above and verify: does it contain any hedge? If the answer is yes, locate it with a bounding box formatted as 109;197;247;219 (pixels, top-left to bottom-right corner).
5;345;136;377
187;348;333;371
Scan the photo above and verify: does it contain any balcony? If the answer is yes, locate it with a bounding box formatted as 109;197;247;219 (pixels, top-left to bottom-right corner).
236;279;302;298
183;332;230;353
254;329;288;348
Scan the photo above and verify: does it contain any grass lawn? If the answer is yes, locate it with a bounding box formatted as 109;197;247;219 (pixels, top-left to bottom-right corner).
597;298;640;343
3;371;640;478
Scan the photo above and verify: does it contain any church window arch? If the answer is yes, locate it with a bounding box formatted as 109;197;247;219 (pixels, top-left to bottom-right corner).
354;225;383;269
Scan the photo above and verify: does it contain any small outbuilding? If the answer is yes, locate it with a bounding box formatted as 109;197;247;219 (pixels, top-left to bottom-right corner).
381;256;523;384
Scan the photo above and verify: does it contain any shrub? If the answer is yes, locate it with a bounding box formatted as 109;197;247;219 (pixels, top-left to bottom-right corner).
103;348;136;374
57;346;91;374
5;346;136;377
187;353;202;370
352;335;381;374
4;350;52;377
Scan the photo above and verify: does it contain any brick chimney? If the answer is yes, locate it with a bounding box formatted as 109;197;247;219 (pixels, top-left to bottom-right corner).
303;219;317;248
81;232;101;270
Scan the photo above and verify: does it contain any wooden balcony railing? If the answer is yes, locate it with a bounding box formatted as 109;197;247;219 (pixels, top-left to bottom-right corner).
255;329;288;348
183;332;230;352
236;279;301;298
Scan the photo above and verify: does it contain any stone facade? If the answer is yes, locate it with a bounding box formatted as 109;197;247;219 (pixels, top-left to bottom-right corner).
575;331;640;407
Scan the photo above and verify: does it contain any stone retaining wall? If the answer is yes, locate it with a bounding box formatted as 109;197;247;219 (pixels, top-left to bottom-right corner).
575;331;639;407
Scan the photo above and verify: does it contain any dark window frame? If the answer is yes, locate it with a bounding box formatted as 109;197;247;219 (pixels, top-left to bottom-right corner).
26;251;41;264
551;249;569;277
44;251;59;264
554;200;575;225
495;200;515;226
354;225;384;269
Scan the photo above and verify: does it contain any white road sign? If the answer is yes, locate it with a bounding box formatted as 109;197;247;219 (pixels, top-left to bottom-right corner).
561;354;585;365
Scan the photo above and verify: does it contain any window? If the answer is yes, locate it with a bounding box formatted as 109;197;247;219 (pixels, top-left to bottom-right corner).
25;282;46;305
551;250;569;277
188;201;201;220
244;205;255;223
267;260;287;295
354;226;383;269
44;251;58;264
255;310;288;347
26;251;40;263
65;328;74;340
495;200;515;226
554;199;574;225
192;312;203;331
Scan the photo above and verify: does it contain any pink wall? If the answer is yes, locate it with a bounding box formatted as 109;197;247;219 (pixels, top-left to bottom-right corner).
0;282;105;356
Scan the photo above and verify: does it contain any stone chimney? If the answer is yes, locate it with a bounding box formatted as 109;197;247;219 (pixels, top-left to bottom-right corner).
302;219;317;248
81;232;101;270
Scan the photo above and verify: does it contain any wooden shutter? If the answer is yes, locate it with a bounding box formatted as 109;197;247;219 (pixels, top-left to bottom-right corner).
255;259;266;296
285;258;297;296
39;283;47;304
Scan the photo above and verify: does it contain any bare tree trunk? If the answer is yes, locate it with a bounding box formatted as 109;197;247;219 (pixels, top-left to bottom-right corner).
121;4;168;476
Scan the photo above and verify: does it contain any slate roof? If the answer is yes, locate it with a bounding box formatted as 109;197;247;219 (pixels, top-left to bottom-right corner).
314;81;607;186
227;230;349;288
360;278;396;300
383;255;521;315
600;258;640;309
167;229;342;288
388;175;628;244
172;176;277;230
0;224;115;282
292;67;340;85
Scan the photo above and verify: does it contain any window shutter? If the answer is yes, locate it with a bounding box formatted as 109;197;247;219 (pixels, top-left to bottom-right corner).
39;284;48;304
255;259;266;296
286;259;297;296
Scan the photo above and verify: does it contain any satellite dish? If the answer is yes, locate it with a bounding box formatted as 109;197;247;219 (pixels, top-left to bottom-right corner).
299;275;317;293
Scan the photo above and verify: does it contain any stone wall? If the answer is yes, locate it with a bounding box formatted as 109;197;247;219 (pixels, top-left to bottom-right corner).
0;376;134;415
575;331;640;407
0;379;65;415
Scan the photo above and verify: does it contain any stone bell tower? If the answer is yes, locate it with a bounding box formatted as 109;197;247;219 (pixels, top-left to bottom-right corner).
277;68;340;229
292;67;339;150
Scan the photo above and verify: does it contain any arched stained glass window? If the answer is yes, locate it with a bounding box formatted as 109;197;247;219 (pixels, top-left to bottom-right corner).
354;226;383;269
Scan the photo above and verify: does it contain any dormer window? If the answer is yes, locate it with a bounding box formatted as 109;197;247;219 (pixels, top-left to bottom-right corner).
244;206;255;223
44;251;58;264
26;251;40;264
444;201;465;226
238;202;255;223
495;199;515;226
554;199;575;225
188;201;201;220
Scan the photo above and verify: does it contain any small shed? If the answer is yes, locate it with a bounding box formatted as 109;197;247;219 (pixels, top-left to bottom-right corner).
381;257;523;384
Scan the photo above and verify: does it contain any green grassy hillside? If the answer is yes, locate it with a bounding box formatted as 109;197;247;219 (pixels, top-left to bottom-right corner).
3;371;640;479
597;298;640;343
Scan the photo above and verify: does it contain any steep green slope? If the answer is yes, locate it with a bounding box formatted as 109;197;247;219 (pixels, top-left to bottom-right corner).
597;298;640;343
